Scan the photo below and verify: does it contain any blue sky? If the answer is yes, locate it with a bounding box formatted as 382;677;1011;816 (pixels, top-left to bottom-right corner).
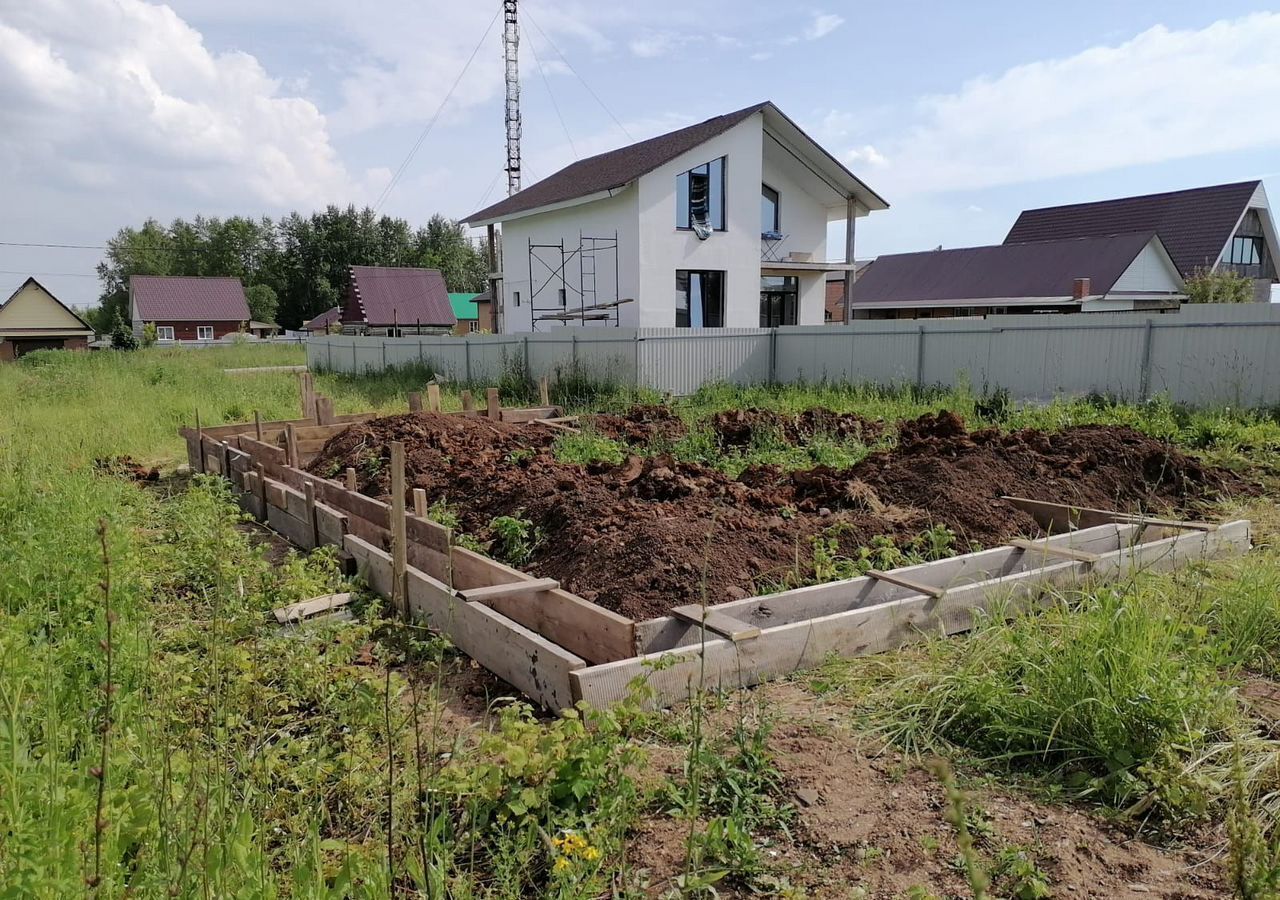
2;0;1278;308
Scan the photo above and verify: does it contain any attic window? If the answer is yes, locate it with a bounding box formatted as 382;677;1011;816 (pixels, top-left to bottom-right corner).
1227;235;1263;266
676;157;726;235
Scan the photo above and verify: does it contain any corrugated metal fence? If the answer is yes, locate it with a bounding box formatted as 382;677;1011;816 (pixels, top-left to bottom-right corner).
307;303;1280;406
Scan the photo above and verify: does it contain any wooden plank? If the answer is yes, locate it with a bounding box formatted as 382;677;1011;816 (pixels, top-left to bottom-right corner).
284;424;299;469
288;423;351;442
538;376;550;407
500;406;562;424
304;481;319;548
533;419;579;433
450;547;634;664
427;383;442;412
486;388;500;420
345;468;357;491
459;578;560;603
408;391;423;413
254;410;263;441
315;502;348;547
314;479;390;529
225;365;309;375
1005;495;1213;534
636;524;1142;653
866;569;945;599
267;504;315;550
670;605;761;642
1009;538;1100;564
315;396;335;425
405;513;451;554
264;479;288;511
413;488;427;518
299;371;316;419
575;521;1251;709
461;390;476;416
273;592;352;624
390;441;408;618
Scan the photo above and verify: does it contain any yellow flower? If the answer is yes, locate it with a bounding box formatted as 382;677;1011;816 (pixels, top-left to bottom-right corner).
552;857;571;874
582;846;601;861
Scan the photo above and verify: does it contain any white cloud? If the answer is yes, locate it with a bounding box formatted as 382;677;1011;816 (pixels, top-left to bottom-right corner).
875;12;1280;194
803;12;844;40
628;31;681;58
845;145;887;167
0;0;359;208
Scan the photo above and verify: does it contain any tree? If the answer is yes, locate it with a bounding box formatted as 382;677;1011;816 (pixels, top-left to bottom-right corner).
110;312;137;350
245;284;279;324
1184;267;1254;304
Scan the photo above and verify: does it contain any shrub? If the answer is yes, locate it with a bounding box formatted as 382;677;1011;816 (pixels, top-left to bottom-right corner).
1184;267;1254;304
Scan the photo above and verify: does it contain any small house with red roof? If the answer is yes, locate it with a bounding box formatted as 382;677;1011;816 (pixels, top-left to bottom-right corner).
303;306;342;334
339;266;456;336
129;275;251;342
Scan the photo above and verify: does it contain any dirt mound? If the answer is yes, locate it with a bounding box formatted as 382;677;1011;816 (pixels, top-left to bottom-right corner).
711;407;883;448
306;411;1241;621
95;455;160;482
588;405;687;444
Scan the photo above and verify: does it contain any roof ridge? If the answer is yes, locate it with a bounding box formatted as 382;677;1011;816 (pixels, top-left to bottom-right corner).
1018;180;1260;216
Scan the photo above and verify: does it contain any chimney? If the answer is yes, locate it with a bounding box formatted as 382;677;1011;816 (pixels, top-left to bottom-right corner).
1072;277;1091;300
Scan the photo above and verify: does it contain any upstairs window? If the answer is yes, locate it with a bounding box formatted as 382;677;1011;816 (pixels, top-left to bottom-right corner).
676;157;726;234
1227;235;1263;266
761;184;780;235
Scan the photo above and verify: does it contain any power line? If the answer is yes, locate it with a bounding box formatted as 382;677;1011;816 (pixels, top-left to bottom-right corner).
523;23;577;159
0;269;99;277
522;11;632;141
373;8;502;212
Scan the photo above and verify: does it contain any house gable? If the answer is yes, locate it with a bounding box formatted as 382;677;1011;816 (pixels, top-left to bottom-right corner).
1110;236;1185;295
0;278;94;336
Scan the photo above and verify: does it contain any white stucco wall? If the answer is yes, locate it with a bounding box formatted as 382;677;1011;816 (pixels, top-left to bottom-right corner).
497;188;639;330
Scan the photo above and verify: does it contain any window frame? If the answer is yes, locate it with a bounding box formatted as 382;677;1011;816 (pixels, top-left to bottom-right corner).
761;183;780;234
1227;235;1263;266
196;325;214;341
675;156;727;232
676;269;726;328
468;320;479;334
155;325;175;341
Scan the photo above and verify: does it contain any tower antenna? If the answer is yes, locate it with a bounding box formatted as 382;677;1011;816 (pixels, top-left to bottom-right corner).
503;0;521;196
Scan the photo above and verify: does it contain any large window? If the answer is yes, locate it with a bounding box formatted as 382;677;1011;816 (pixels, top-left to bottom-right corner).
155;325;175;341
196;325;213;341
759;275;798;327
676;270;725;328
676;157;726;233
1227;235;1263;266
761;184;780;235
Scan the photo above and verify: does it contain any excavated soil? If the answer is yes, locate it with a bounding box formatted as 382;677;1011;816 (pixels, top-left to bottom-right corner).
587;404;883;448
308;409;1241;621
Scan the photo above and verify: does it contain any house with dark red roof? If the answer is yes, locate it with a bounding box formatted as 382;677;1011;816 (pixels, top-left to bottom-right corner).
848;232;1185;319
339;266;456;335
303;306;342;334
1006;181;1278;302
129;275;251;342
466;101;887;331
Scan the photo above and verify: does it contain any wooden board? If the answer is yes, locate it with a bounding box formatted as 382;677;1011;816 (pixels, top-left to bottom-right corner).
1009;538;1100;564
266;504;316;550
451;547;634;664
575;520;1251;709
670;605;761;642
866;568;945;599
500;406;562;424
1002;496;1216;534
459;578;560;603
274;592;353;624
405;514;451;553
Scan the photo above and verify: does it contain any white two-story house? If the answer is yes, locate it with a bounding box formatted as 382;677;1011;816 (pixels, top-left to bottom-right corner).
466;101;888;331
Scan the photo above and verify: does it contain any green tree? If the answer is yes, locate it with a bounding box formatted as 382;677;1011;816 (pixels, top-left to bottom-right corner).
109;312;137;350
245;284;279;324
1184;267;1254;304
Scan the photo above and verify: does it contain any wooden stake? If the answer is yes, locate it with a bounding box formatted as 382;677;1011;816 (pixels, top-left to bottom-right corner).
285;423;299;469
486;388;500;421
413;487;428;519
390;441;408;620
195;408;205;473
408;391;423;413
426;383;442;413
538;376;550;407
304;480;319;548
460;390;475;416
345;467;357;491
298;372;316;420
254;462;267;516
315;396;335;425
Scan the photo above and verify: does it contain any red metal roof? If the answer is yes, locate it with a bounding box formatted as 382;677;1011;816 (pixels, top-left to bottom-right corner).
130;276;250;321
849;232;1161;306
304;306;342;331
1004;181;1259;277
342;266;455;328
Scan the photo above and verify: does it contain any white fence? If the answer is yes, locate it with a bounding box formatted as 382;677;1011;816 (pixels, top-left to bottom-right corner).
307;303;1280;407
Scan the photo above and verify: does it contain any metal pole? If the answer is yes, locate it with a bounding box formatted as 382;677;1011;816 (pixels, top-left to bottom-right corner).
915;324;925;390
843;196;856;325
1139;318;1155;401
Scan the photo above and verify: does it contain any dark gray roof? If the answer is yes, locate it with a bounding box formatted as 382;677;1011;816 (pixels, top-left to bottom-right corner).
849;231;1161;307
1004;181;1259;277
468;103;768;223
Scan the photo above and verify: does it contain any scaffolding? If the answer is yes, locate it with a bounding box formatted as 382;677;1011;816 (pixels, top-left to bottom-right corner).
528;231;630;329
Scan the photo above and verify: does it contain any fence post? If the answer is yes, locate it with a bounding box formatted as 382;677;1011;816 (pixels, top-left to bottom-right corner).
464;338;472;383
769;328;778;384
382;340;387;370
352;341;357;373
327;340;333;372
1138;318;1154;402
571;333;578;372
634;332;641;388
523;334;531;380
915;325;925;390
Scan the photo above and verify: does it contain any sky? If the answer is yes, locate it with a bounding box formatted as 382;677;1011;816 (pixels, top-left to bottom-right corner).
2;0;1279;309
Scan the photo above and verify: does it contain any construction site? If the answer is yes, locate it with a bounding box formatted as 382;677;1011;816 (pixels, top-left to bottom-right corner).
183;373;1252;713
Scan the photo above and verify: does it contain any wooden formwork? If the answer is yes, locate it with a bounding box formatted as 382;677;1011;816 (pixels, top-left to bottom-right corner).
181;380;1253;712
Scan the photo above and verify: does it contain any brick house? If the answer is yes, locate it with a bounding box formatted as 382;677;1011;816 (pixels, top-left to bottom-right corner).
130;276;251;342
0;277;94;360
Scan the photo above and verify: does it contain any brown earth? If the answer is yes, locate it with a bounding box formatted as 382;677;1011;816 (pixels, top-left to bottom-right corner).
307;409;1241;621
588;404;883;448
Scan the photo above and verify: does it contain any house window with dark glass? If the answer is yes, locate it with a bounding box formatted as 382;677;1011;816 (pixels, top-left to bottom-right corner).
676;270;725;328
761;184;780;235
1227;235;1264;266
676;157;726;235
759;275;798;327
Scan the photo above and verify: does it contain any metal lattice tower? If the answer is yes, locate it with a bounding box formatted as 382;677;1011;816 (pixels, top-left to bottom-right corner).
503;0;521;196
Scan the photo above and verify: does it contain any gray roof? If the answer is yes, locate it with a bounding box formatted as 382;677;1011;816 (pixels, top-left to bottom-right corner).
848;231;1163;307
467;101;887;224
1005;181;1259;277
